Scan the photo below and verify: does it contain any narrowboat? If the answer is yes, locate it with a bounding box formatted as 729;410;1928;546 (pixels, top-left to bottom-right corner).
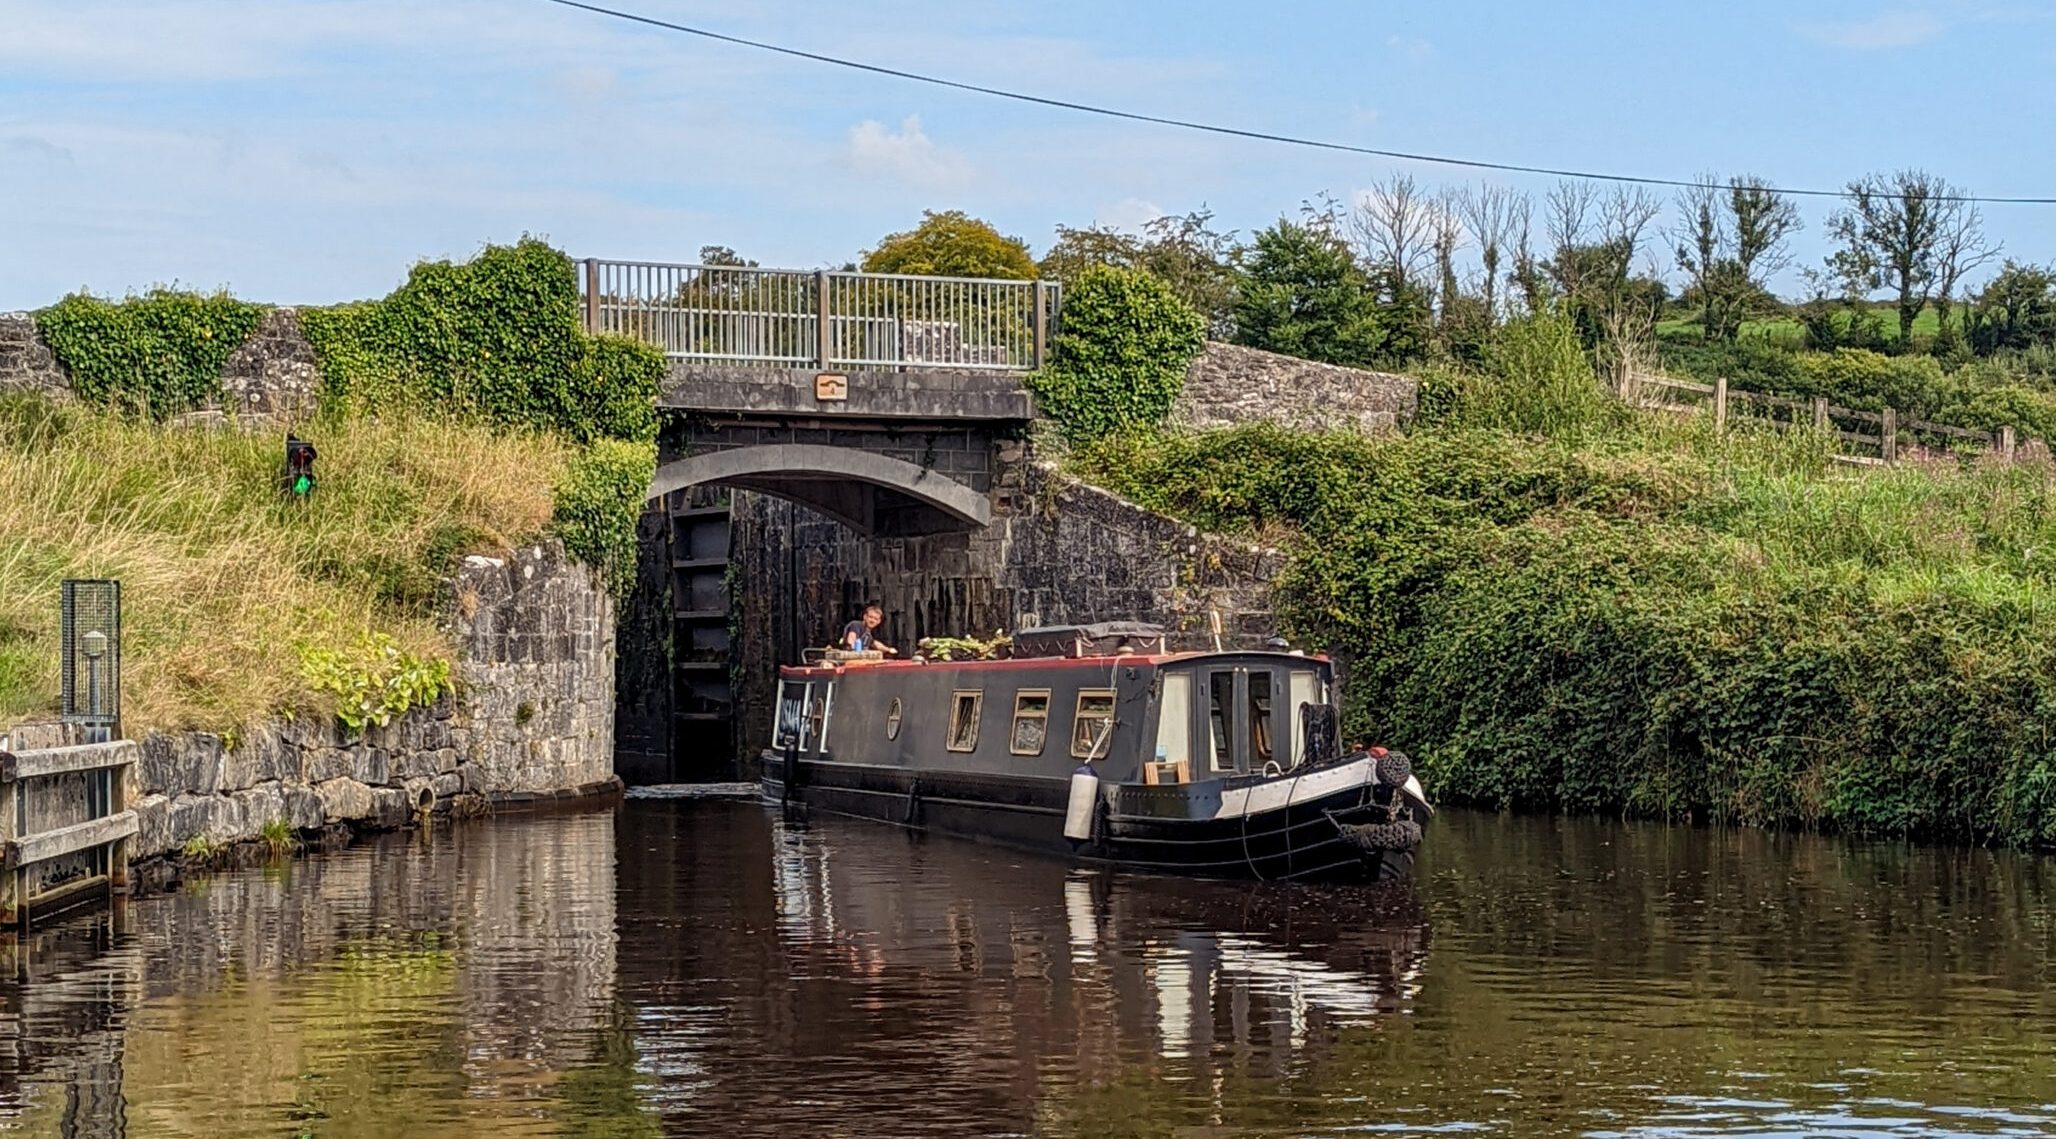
761;623;1431;881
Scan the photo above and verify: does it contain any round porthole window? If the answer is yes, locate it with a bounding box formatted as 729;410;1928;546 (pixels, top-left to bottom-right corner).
885;698;903;740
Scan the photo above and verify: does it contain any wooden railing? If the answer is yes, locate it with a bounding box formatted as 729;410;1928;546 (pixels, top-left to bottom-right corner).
1627;372;2026;466
0;741;138;927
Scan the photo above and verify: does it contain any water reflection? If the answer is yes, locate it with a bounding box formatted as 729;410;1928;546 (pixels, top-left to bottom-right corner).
0;802;2051;1137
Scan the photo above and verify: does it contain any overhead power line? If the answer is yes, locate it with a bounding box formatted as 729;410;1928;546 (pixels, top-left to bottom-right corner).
541;0;2055;206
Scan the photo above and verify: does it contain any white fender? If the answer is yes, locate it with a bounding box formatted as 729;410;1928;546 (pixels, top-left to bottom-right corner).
1063;765;1101;843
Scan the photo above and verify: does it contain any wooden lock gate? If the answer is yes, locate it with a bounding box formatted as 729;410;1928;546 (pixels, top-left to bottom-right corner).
0;741;139;928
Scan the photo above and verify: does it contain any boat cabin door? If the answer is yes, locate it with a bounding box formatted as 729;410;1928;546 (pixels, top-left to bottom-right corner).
1200;663;1325;776
1203;667;1279;776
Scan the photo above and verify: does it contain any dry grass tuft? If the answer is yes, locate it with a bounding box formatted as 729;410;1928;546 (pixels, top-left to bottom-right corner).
0;397;573;733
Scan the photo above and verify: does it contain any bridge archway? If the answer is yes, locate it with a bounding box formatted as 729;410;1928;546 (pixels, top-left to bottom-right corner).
648;443;991;537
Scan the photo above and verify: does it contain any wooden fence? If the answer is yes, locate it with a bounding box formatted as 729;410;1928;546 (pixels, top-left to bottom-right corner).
0;741;138;927
1627;372;2025;466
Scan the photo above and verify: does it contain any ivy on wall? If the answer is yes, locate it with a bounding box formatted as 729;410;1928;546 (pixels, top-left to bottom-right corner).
1026;265;1207;445
301;238;663;445
548;439;659;596
35;290;265;416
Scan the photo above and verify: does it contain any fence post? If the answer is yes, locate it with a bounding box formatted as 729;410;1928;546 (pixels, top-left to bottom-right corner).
1031;281;1050;371
582;259;600;334
1713;376;1728;433
2001;425;2018;463
1813;397;1829;434
1882;407;1898;464
815;270;832;371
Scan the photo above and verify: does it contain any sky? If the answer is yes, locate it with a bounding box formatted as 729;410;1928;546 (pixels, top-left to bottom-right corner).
4;0;2056;309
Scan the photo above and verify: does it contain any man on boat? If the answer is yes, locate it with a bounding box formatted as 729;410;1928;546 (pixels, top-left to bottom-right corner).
842;605;897;656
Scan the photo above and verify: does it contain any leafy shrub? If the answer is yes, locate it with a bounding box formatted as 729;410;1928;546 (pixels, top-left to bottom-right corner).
1027;265;1205;444
1418;312;1622;437
548;439;657;594
302;239;663;445
36;290;265;416
298;632;454;735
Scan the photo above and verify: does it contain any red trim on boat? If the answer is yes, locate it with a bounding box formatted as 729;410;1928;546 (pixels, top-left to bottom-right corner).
779;650;1328;679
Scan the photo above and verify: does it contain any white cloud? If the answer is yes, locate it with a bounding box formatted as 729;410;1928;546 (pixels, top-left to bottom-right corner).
844;116;972;190
1096;197;1165;231
1386;35;1435;61
1801;10;1948;49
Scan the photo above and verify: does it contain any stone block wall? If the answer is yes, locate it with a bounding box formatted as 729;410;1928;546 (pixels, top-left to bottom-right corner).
0;307;320;421
0;313;71;403
125;541;618;861
1175;341;1416;433
728;445;1285;760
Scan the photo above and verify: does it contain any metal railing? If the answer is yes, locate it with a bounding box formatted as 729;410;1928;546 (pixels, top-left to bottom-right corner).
581;259;1058;372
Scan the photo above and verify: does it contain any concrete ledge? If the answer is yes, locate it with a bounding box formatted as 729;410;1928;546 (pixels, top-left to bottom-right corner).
663;365;1034;421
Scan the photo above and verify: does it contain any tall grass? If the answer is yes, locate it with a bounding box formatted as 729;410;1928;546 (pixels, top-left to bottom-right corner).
0;397;571;732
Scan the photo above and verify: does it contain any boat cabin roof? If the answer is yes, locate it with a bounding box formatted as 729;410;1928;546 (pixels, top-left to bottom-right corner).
779;648;1328;680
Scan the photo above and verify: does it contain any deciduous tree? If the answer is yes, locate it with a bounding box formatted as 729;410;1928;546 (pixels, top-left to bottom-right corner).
862;210;1038;279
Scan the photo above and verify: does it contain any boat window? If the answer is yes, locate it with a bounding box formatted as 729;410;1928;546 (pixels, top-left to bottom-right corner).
1010;689;1051;755
1150;672;1193;784
1208;672;1236;772
885;697;903;740
1289;670;1319;765
1072;689;1117;758
1157;672;1192;765
947;690;983;752
1248;671;1274;768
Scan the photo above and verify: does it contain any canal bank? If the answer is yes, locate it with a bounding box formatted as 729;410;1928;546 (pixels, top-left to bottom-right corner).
3;798;2053;1136
0;539;622;908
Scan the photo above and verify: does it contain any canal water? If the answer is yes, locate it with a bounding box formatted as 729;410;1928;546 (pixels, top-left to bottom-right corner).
2;801;2053;1137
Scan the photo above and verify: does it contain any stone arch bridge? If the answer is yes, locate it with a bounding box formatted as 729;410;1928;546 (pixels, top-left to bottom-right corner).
585;258;1403;783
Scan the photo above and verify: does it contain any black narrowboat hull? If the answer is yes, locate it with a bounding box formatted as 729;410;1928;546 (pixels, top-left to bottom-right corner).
760;751;1416;882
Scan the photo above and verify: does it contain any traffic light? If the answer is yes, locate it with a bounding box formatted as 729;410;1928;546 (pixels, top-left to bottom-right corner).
284;434;317;498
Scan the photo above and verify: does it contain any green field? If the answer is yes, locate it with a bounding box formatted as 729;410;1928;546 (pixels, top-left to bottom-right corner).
1657;304;1943;346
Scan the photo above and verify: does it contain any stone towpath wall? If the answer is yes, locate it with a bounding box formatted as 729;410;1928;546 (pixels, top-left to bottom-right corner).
0;307;319;421
128;541;617;861
1175;341;1417;434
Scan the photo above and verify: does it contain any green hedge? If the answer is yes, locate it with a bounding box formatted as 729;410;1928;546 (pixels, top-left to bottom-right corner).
1074;421;2056;848
302;239;662;445
1027;265;1205;444
36;290;265;416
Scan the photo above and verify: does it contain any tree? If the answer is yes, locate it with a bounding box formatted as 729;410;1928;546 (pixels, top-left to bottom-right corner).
1672;175;1725;341
1039;225;1143;281
1964;261;2056;356
1136;209;1241;339
1231;216;1386;366
1039;209;1240;339
1349;173;1437;288
1672;174;1800;342
1455;183;1524;323
1932;199;1999;348
1825;169;1978;347
861;210;1038;279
